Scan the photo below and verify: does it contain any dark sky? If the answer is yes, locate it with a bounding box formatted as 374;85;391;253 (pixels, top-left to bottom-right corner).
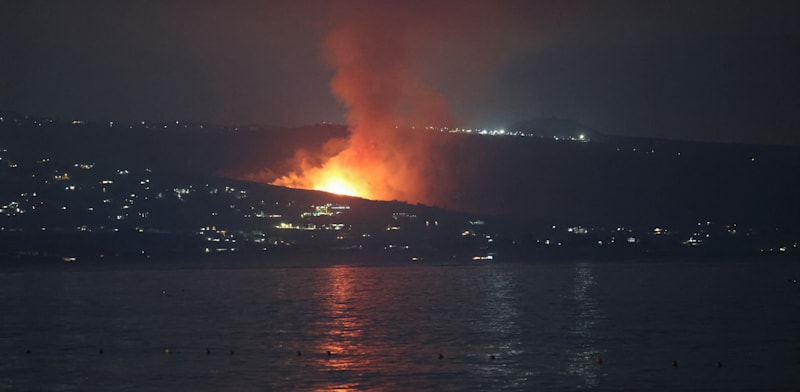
1;0;798;145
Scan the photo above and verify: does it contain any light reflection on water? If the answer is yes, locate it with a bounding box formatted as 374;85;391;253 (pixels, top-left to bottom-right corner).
1;260;798;391
563;262;603;388
471;268;531;388
313;266;369;390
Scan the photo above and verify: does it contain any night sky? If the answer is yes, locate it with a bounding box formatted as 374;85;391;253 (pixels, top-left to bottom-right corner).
1;0;798;145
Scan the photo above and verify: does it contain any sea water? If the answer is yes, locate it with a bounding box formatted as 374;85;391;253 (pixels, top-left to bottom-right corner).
1;259;798;391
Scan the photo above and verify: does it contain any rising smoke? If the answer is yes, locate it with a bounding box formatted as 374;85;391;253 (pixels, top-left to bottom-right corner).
272;1;533;206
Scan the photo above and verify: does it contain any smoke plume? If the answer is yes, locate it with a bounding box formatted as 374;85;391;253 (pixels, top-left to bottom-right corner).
273;1;532;206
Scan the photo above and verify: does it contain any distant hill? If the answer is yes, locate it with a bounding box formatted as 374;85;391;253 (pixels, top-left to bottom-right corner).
2;111;799;227
509;117;607;142
0;111;347;178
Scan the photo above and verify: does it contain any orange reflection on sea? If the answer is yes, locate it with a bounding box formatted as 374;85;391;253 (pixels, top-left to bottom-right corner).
310;266;385;391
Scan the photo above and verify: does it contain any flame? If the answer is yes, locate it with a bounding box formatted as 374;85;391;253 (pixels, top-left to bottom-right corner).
314;174;360;197
275;150;375;199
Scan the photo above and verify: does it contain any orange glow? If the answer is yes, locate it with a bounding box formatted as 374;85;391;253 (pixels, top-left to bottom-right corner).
314;175;359;197
274;150;377;199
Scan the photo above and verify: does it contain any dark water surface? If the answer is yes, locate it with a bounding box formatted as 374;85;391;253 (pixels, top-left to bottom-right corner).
1;259;799;391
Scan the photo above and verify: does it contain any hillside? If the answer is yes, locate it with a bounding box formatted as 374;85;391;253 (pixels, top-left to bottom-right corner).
2;111;798;226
